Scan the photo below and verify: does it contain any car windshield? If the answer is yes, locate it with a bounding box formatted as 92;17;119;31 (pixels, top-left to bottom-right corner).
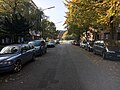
0;46;19;54
29;41;41;46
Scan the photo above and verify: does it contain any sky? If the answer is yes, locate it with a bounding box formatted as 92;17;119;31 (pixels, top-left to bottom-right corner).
32;0;67;30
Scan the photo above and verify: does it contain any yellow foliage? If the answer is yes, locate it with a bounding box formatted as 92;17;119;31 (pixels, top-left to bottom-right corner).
64;0;120;34
62;31;68;39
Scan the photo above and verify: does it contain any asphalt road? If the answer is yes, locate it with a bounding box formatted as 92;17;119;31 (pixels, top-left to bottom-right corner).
0;43;120;90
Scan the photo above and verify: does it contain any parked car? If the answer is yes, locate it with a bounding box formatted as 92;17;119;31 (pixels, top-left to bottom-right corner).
71;40;80;46
80;41;87;48
74;40;80;46
47;40;55;47
71;40;76;45
0;44;35;73
28;40;47;56
85;41;94;51
55;40;60;44
93;40;120;60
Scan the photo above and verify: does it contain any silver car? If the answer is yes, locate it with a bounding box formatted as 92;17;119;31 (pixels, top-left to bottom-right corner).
28;40;47;56
47;41;55;47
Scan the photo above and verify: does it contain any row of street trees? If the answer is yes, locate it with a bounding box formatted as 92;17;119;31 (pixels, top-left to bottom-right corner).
64;0;120;40
0;0;57;44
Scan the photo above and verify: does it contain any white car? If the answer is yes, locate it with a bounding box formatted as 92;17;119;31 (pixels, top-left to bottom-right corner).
80;41;87;48
47;41;55;47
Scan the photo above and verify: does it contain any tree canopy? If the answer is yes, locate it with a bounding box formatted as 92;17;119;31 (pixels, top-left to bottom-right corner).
64;0;120;39
41;19;57;39
0;0;57;43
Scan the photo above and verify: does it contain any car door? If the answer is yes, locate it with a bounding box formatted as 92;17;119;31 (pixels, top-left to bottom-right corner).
93;41;100;53
27;44;34;59
99;41;105;55
97;41;105;55
21;45;30;64
41;41;46;53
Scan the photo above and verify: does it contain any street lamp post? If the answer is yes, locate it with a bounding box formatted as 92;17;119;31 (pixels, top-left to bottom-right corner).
37;6;55;39
42;6;55;11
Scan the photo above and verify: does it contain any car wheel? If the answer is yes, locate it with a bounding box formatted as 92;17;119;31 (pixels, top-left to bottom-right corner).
87;48;90;52
43;49;46;54
45;49;47;53
39;51;43;56
31;54;35;61
102;52;107;59
13;60;22;72
93;50;96;55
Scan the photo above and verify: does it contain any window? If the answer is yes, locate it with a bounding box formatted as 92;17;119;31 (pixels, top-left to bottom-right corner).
29;44;34;49
21;45;29;52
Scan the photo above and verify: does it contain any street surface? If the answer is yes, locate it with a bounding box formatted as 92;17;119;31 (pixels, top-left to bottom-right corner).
0;42;120;90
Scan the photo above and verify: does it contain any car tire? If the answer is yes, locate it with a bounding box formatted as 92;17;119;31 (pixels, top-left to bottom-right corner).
13;60;22;73
31;54;35;61
93;50;96;55
39;51;43;56
87;48;90;52
102;52;107;59
43;49;46;54
45;49;47;53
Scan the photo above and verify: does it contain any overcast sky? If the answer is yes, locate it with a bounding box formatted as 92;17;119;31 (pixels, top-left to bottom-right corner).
32;0;67;30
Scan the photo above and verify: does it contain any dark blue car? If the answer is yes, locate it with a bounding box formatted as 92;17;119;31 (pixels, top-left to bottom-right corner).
0;44;35;73
93;40;120;60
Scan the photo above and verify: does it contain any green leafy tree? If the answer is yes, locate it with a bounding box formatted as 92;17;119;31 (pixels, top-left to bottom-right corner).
64;0;98;38
41;19;57;39
0;0;44;43
1;13;31;43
